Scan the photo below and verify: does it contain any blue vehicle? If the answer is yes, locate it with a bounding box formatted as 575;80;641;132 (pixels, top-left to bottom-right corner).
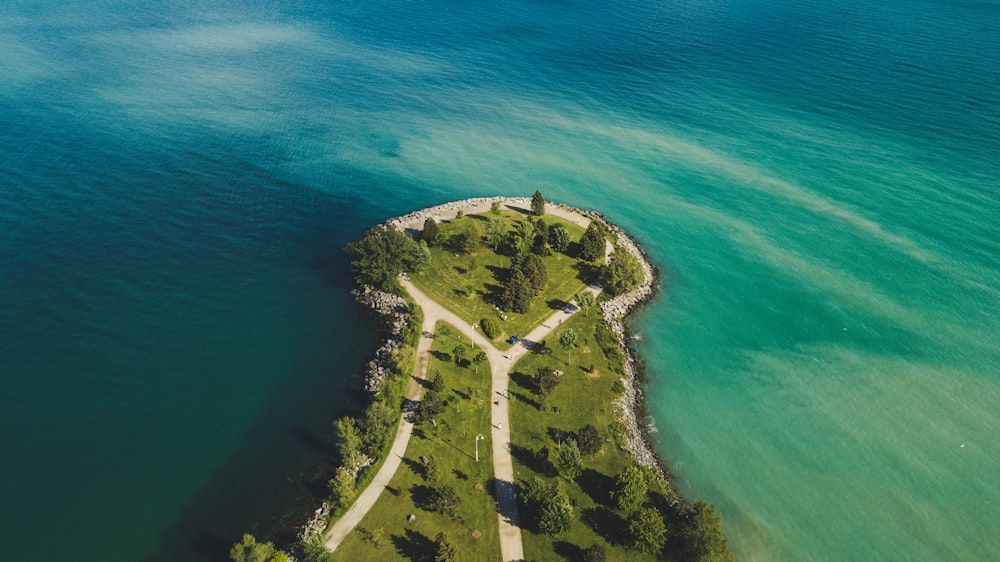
508;334;521;344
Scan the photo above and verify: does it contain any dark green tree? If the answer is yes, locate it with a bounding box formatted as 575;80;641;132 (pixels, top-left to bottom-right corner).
521;254;548;293
576;424;602;456
549;223;571;253
423;455;440;482
429;486;462;517
531;218;550;255
434;532;458;562
430;370;446;393
500;269;534;313
536;366;560;405
555;438;583;480
629;507;668;553
361;401;396;453
531;189;546;216
422;217;441;246
452;221;481;254
578;221;606;262
613;464;647;514
686;500;735;562
603;247;643;296
345;227;426;293
416;389;446;423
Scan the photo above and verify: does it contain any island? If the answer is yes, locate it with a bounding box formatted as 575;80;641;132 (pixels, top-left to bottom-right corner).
229;193;733;562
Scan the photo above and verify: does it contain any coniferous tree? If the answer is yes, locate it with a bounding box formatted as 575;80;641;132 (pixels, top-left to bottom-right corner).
531;190;546;216
549;223;571;253
422;217;441;246
578;221;606;262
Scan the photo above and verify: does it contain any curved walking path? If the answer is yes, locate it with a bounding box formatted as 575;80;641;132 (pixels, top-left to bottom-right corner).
325;201;607;560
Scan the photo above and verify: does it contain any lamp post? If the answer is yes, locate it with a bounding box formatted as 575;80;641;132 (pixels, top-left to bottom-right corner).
475;434;485;462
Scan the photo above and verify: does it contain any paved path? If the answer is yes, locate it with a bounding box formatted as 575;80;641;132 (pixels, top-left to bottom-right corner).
325;201;607;559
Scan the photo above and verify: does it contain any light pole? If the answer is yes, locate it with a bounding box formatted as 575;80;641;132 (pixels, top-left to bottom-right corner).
475;434;485;462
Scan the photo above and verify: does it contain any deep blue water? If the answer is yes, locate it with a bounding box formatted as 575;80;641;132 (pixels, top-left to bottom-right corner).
1;1;997;560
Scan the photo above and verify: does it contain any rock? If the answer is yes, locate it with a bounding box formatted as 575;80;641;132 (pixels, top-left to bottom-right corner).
407;514;416;522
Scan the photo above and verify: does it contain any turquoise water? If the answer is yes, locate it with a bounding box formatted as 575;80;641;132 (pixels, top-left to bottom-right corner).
1;1;997;560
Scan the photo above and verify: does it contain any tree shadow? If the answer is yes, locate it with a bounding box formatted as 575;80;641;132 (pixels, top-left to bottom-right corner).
573;260;603;285
510;444;555;477
430;350;452;363
287;424;337;463
391;528;435;562
547;426;571;444
554;540;585;561
409;484;436;512
452;469;468;480
509;371;535;392
577;468;616;507
582;506;629;547
509;389;541;411
546;298;570;311
452;388;470;401
400;456;423;477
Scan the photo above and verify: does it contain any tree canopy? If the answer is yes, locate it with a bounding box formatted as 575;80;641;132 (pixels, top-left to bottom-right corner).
629;506;668;554
578;221;606;262
603;247;643;296
345;227;427;293
555;438;583;480
422;217;441;246
229;534;288;562
549;223;571;253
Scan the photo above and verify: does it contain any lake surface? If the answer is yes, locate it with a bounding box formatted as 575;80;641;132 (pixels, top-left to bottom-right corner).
1;0;997;560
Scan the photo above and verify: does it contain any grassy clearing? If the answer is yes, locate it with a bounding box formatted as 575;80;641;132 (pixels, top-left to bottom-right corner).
332;321;500;561
507;310;662;562
410;210;595;350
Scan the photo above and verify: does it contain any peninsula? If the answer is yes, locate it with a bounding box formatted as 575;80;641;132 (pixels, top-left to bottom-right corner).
229;193;732;562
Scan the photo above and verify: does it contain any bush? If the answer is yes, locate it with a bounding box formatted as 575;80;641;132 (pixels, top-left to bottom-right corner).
480;317;502;339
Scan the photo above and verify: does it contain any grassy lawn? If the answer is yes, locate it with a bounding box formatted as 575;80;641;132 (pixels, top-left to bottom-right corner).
507;310;663;562
332;321;500;562
410;210;597;350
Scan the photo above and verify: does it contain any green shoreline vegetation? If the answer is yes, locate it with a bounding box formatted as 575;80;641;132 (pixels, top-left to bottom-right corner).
231;192;732;562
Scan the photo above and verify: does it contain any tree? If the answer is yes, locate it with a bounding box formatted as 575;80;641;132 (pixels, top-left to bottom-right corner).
521;254;548;293
429;485;462;517
578;221;606;262
490;200;502;215
365;527;386;550
333;416;365;472
507;220;533;259
559;328;578;363
531;190;546;216
613;464;647;514
423;455;440;482
407;240;431;272
452;345;467;366
434;532;458;562
686;500;735;562
329;468;356;510
500;269;534;314
538;492;573;535
575;290;595;317
481;317;501;339
230;533;287;562
416;389;445;423
345;227;424;293
472;351;487;374
361;401;396;453
485;217;508;251
531;218;550;255
549;223;571;252
555;438;583;480
629;507;668;553
582;543;607;562
422;217;441;246
452;221;481;254
536;366;560;405
603;247;643;296
576;424;602;456
430;370;446;393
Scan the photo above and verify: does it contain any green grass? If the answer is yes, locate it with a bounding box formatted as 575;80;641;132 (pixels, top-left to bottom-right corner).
506;311;663;562
410;210;596;350
332;321;500;561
